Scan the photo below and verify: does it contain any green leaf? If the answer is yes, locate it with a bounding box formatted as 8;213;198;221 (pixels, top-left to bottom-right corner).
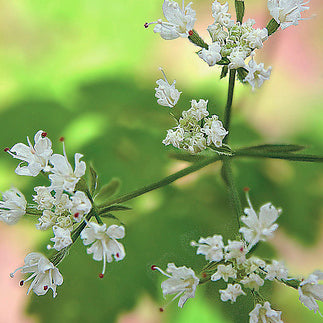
239;144;306;153
266;18;280;36
217;57;230;65
95;178;121;202
236;67;248;83
88;163;98;195
220;65;228;79
235;0;245;23
99;204;132;214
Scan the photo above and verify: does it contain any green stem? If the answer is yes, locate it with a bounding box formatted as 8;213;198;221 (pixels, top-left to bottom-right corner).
222;158;243;230
106;156;221;206
235;150;323;163
223;69;236;141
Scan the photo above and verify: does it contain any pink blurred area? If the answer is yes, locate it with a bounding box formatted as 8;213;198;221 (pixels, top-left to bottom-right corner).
0;224;36;322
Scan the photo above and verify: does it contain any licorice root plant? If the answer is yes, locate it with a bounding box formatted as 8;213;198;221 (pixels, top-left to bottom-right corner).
1;1;322;322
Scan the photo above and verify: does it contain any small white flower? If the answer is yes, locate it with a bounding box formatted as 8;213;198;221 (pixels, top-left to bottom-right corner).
7;130;52;176
147;0;196;40
0;188;26;225
202;115;228;148
10;252;63;297
225;240;248;265
80;222;125;276
243;257;266;275
298;270;323;315
228;47;248;69
162;126;185;149
207;24;228;43
265;260;288;281
185;132;207;154
198;42;222;67
186;99;209;122
244;56;272;91
211;264;237;282
36;210;57;231
152;263;199;308
70;191;92;222
49;143;86;193
54;193;73;215
249;301;283;323
211;1;234;28
33;186;55;210
242;28;268;50
56;215;73;230
50;226;73;251
267;0;310;30
191;234;224;262
240;273;264;291
155;68;181;108
239;192;281;249
219;283;246;303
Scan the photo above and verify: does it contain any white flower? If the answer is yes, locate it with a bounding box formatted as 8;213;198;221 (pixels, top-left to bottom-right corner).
36;210;57;231
228;47;248;69
207;24;228;43
225;240;248;265
198;42;222;67
0;188;26;225
249;301;283;323
49;144;86;193
10;252;63;297
219;283;246;303
244;257;266;275
7;130;52;176
155;68;181;108
152;263;199;308
267;0;310;30
244;56;272;91
242;28;268;50
162;126;185;148
202;115;228;148
185;132;207;154
239;193;281;249
56;215;73;230
70;191;92;222
240;273;264;291
50;226;73;251
191;234;224;262
80;222;126;276
186;99;209;122
211;1;234;28
54;193;73;215
265;260;288;281
33;186;54;210
298;270;323;315
211;264;237;282
148;0;196;40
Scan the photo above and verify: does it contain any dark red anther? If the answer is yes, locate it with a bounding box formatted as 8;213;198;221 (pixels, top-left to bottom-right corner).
202;272;207;278
144;22;149;28
4;147;9;152
151;265;157;271
41;132;47;138
99;273;104;279
44;285;48;291
59;136;64;142
188;30;193;36
116;253;119;258
159;307;164;312
240;247;244;252
243;187;250;192
74;212;79;218
19;280;24;286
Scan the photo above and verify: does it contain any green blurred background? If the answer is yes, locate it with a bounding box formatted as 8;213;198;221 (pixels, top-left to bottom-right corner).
0;0;322;322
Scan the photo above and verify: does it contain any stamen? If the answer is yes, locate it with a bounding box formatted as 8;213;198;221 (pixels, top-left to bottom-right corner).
74;212;79;219
41;132;47;138
4;147;9;152
151;265;157;271
158;67;168;83
116;253;119;258
46;244;52;250
144;22;149;28
10;266;24;278
19;280;24;286
240;247;244;252
188;30;193;36
99;273;104;279
243;187;250;192
159;307;164;312
244;189;253;209
44;285;48;291
202;272;207;278
59;136;65;142
150;265;172;278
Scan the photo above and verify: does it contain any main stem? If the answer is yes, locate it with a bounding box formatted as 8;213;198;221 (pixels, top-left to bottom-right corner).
223;69;236;142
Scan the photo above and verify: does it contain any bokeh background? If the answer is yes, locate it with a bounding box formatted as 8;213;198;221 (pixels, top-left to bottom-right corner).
0;0;322;322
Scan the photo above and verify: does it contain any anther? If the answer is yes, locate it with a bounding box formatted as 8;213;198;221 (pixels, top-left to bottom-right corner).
243;187;250;192
99;273;104;279
44;285;48;291
59;136;65;142
151;265;157;271
144;22;149;28
4;147;9;152
240;247;244;252
19;280;24;286
188;30;193;36
41;132;47;138
159;307;164;312
116;253;119;258
202;272;207;278
74;212;79;218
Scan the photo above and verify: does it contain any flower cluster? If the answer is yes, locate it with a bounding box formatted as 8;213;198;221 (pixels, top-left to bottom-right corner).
3;130;127;297
153;192;323;320
162;99;228;154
